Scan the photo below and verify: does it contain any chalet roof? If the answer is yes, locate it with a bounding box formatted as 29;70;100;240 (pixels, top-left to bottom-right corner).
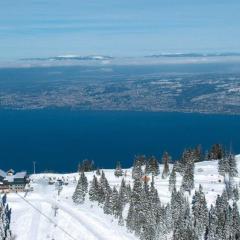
0;170;7;178
14;172;27;178
0;170;27;184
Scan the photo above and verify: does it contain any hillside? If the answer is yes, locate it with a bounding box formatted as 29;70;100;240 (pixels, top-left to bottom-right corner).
7;155;240;240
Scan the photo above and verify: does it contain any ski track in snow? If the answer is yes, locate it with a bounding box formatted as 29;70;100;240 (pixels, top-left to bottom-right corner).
12;194;134;240
27;201;41;240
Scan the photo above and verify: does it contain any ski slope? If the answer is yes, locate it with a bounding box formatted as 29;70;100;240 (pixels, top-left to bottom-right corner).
7;155;240;240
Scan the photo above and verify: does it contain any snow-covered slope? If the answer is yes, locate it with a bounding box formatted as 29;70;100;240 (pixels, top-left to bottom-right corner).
7;156;240;240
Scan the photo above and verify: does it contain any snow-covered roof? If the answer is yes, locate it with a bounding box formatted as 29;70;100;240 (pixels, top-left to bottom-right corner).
1;170;27;183
14;171;27;178
0;170;6;178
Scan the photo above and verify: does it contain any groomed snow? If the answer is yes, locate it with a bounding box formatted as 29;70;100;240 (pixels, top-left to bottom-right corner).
6;155;240;240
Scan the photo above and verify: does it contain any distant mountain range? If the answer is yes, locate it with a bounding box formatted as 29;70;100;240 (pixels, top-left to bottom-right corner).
146;52;240;58
20;53;240;62
21;55;114;61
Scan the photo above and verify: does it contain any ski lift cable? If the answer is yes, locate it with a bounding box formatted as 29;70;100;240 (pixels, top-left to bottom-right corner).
15;192;78;240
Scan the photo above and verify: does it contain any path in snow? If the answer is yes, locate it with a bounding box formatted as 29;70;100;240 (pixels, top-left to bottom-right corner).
10;193;135;240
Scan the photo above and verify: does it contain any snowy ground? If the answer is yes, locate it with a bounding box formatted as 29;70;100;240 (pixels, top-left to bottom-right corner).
6;155;240;240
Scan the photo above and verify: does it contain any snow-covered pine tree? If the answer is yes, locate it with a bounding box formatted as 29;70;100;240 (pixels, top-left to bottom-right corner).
111;186;119;217
72;171;88;204
140;178;156;240
225;177;234;200
89;175;99;202
126;201;135;233
99;171;111;203
145;156;160;176
127;177;143;236
103;192;113;215
169;167;176;192
233;185;239;201
171;188;186;227
215;191;231;240
229;153;238;177
0;195;11;240
218;155;230;176
173;202;196;240
126;183;132;202
208;204;218;240
132;159;143;180
181;160;194;193
162;152;170;179
231;201;240;239
115;178;128;218
118;211;124;226
118;178;128;206
149;176;168;240
114;161;123;177
164;203;172;237
96;168;101;176
192;185;208;239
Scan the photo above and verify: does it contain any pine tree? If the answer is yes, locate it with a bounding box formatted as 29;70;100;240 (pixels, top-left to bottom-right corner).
111;186;119;217
192;185;208;239
232;202;240;239
181;161;194;193
173;202;196;240
225;177;234;200
118;211;124;226
78;159;95;172
132;159;143;180
96;168;101;176
229;154;238;177
169;167;176;192
118;178;128;206
194;144;202;162
171;188;187;227
114;161;123;177
89;175;99;202
233;185;239;201
208;144;224;160
99;171;112;203
127;178;143;236
72;171;88;204
126;183;132;202
140;177;157;240
0;195;11;240
103;192;112;215
164;203;172;236
218;155;230;176
126;201;135;232
208;205;218;240
215;191;230;240
145;156;160;176
162;152;170;179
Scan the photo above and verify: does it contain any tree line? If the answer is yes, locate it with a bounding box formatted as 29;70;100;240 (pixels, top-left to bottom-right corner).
72;144;240;240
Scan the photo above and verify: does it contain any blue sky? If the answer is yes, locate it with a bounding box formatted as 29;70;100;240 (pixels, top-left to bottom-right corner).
0;0;240;59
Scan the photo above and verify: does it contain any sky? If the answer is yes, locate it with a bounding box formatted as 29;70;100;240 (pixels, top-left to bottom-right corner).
0;0;240;59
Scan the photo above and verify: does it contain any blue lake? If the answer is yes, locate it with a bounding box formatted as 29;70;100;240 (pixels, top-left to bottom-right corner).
0;109;240;173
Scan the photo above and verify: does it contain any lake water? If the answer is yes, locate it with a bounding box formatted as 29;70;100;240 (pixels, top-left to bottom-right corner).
0;109;239;173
